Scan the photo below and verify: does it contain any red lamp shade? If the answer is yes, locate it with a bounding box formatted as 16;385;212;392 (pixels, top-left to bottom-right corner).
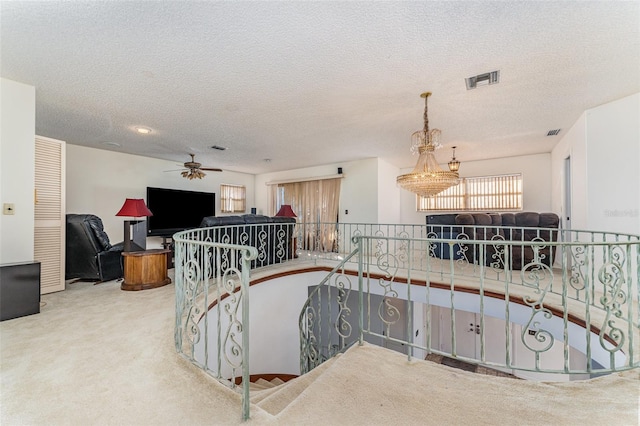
116;198;153;217
275;204;297;218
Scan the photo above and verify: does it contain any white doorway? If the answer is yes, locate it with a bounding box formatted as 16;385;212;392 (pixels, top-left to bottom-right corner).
432;306;509;365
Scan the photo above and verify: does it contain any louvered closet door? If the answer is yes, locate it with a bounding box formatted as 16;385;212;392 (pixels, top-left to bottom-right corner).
34;136;66;294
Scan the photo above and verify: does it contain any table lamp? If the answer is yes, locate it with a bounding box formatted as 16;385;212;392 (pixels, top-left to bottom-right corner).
275;205;297;218
116;198;153;252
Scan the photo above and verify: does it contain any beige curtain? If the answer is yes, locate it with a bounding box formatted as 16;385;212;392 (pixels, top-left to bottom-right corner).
275;178;341;251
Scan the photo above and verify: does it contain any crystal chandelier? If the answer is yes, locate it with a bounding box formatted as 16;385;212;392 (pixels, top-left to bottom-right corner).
397;92;461;197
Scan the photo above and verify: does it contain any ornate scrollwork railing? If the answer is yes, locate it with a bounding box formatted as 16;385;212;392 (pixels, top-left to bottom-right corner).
173;228;257;422
173;221;639;421
299;248;360;374
298;227;640;378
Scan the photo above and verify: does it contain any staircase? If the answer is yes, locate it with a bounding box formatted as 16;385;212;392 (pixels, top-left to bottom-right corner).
244;346;520;420
231;342;639;424
248;377;286;391
243;354;342;416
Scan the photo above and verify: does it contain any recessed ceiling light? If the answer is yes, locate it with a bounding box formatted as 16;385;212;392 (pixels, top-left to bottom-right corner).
135;127;152;134
264;159;271;163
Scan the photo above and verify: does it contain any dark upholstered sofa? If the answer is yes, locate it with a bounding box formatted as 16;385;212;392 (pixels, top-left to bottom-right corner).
199;214;296;268
66;214;124;281
426;212;560;270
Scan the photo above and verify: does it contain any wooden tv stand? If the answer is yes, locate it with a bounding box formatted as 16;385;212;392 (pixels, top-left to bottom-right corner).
121;249;171;291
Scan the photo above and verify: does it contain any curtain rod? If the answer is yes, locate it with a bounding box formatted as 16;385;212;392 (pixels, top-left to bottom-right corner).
265;174;344;186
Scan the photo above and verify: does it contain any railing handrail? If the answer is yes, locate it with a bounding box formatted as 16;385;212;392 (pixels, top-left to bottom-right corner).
174;220;639;421
173;230;258;422
298;247;360;374
298;224;640;379
345;233;640;247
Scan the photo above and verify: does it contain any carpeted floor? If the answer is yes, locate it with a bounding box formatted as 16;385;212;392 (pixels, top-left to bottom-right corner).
1;275;638;425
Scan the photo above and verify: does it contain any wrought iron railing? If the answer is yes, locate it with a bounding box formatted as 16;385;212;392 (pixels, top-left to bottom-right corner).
173;228;258;422
174;221;639;420
299;225;640;378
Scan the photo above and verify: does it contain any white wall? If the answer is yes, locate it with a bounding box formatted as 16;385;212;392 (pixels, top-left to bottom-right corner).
0;78;35;264
66;145;255;245
377;158;401;224
400;153;554;225
338;158;378;223
256;154;553;227
551;113;588;230
586;93;639;234
552;92;640;235
198;270;612;379
254;158;380;224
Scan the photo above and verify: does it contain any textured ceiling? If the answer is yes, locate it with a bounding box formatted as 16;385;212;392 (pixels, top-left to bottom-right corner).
1;1;639;174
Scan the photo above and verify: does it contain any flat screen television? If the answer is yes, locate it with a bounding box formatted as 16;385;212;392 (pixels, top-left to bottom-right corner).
146;187;215;236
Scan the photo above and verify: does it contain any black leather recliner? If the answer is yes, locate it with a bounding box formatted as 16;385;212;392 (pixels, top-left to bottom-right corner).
65;214;124;281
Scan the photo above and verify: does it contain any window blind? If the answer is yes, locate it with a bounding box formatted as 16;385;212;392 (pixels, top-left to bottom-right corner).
418;173;522;212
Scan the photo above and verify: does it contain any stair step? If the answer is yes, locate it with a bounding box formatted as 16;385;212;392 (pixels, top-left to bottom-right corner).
249;382;284;402
241;376;291;397
255;378;276;388
248;382;269;391
256;355;341;414
270;377;285;386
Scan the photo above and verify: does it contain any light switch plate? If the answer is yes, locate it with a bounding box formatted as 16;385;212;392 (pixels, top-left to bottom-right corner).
3;203;15;215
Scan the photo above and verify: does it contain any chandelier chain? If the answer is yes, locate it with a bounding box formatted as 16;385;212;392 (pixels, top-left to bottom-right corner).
423;94;429;134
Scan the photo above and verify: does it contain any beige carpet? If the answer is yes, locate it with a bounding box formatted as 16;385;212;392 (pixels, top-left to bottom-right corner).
1;276;638;425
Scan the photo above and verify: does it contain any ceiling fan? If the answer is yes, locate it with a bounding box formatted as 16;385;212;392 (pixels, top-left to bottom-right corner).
171;154;222;180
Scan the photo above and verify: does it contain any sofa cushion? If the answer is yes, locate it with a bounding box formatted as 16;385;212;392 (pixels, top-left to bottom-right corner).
471;213;493;226
455;214;474;226
515;212;540;227
489;214;502;226
200;216;243;227
243;214;273;224
427;214;459;225
539;212;560;228
501;213;516;227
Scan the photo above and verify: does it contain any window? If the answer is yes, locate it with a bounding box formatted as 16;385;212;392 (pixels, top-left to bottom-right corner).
220;184;246;213
418;173;522;212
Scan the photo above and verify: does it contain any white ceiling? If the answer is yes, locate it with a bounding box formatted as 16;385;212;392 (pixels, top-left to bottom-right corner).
1;1;639;174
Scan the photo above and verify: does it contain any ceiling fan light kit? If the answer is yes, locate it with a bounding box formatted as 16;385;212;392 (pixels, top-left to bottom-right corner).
181;169;206;180
175;154;222;180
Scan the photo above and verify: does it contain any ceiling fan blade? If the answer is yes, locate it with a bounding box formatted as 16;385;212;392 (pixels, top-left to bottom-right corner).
200;167;223;172
164;169;186;172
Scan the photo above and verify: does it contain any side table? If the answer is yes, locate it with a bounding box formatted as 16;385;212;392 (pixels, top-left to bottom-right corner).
121;249;171;291
0;261;41;321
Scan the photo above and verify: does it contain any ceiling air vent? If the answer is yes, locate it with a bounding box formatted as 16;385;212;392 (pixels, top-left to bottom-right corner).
210;145;227;151
547;129;561;136
465;70;500;90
